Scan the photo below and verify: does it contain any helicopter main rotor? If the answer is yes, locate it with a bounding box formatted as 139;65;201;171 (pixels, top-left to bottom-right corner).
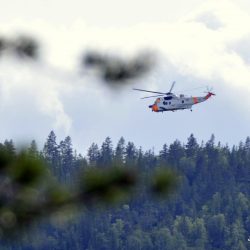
133;81;176;99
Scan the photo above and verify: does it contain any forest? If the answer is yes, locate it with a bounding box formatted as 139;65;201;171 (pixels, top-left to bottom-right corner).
1;131;250;250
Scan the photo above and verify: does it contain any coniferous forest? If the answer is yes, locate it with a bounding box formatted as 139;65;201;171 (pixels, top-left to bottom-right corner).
1;131;250;250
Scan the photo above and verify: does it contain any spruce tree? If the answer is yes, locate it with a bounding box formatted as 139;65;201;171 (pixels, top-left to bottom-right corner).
59;136;74;182
87;143;100;166
28;140;39;158
125;142;137;167
159;143;168;164
99;137;113;167
43;131;60;177
114;137;125;166
186;134;199;158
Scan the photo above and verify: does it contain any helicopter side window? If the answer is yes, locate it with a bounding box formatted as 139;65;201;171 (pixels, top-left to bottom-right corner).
164;96;172;100
182;100;184;104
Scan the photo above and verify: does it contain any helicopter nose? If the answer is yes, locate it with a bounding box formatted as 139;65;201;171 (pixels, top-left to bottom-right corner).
151;104;159;112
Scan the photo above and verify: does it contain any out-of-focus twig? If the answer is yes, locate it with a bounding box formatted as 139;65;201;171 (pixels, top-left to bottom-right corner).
83;50;156;85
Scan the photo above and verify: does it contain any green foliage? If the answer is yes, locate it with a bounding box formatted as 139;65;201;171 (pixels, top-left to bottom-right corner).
80;167;136;203
0;134;178;241
151;169;178;195
1;132;250;250
8;151;46;185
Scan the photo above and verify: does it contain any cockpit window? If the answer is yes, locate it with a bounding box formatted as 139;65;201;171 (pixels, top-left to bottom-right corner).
164;96;172;100
155;98;161;104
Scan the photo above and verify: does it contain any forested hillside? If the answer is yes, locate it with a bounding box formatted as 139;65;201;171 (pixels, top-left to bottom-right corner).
2;132;250;250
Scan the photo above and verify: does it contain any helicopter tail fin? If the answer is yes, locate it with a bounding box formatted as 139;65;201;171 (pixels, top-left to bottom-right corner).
204;87;215;100
205;92;215;100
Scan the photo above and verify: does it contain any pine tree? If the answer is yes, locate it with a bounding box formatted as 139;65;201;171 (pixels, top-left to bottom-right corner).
59;136;74;182
28;140;39;157
114;137;125;166
168;140;185;166
3;139;15;156
137;146;144;169
99;137;113;167
43;131;60;176
186;134;199;158
206;134;215;150
159;144;168;164
207;214;226;249
87;143;100;166
125;142;137;167
143;149;157;171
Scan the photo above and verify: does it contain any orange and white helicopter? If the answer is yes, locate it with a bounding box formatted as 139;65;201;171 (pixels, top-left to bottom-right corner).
133;81;215;112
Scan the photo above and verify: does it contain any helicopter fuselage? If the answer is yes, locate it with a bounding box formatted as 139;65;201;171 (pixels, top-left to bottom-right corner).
149;93;213;112
133;82;215;112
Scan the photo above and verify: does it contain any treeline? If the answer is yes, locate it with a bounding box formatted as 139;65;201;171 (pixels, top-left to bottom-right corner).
2;132;250;249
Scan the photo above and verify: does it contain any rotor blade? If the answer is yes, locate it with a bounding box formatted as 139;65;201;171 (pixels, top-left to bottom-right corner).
204;86;214;93
133;88;165;95
175;85;207;94
141;94;165;99
169;81;176;93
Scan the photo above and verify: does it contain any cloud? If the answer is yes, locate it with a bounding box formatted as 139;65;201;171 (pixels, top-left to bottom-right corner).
0;58;72;140
0;0;250;151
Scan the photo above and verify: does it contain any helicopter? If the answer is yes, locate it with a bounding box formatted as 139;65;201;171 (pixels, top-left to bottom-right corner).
133;81;215;112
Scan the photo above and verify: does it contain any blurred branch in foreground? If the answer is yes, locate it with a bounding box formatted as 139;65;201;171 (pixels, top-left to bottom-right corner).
0;35;39;60
0;146;178;239
82;50;156;85
0;34;156;87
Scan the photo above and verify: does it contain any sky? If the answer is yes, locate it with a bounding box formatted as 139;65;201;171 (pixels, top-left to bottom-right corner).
1;0;250;154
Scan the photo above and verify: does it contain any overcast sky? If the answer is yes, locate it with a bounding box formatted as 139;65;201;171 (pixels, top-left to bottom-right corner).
1;0;250;154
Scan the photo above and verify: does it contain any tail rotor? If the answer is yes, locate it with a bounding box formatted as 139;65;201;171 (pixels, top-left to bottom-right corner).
204;86;215;100
204;86;215;96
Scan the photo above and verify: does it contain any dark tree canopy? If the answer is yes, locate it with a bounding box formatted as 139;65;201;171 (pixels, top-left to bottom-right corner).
1;132;250;250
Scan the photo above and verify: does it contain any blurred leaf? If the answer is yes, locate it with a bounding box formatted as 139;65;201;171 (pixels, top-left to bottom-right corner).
0;208;17;229
103;53;154;83
0;37;7;55
83;51;155;84
50;204;78;228
84;51;105;66
8;151;46;186
80;167;137;203
151;169;178;196
46;185;71;207
14;36;39;59
0;148;14;170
